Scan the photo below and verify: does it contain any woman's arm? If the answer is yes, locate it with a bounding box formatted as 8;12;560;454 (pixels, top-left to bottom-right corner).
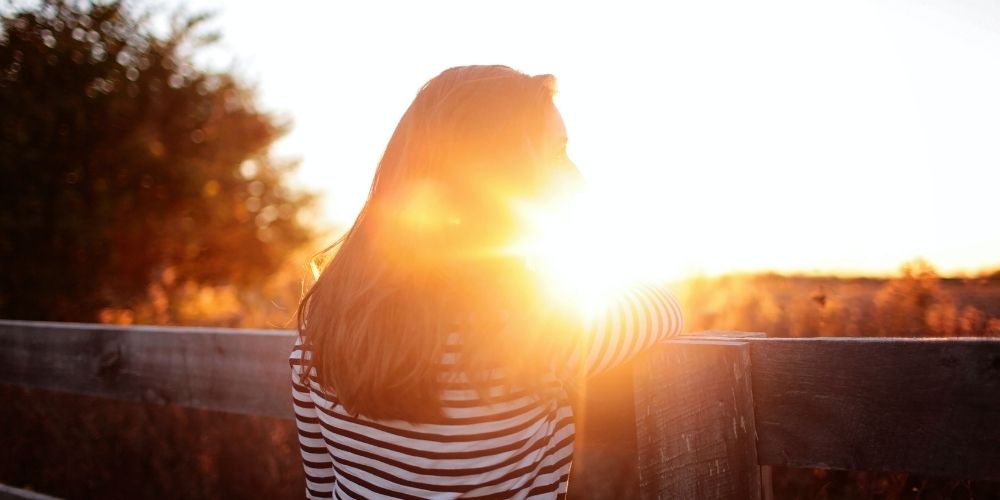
290;338;337;499
562;283;684;379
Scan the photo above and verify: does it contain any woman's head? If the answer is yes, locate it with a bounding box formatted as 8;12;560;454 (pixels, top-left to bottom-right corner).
367;65;577;267
298;65;579;421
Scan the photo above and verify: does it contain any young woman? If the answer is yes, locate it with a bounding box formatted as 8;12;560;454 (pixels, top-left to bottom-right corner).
290;65;684;499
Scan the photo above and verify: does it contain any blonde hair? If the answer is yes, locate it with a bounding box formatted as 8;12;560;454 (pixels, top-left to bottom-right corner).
296;65;575;421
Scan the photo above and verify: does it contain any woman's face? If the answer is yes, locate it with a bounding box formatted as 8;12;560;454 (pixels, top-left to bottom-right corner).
537;106;582;199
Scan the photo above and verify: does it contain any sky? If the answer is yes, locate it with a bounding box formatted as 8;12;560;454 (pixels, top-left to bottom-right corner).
163;0;1000;279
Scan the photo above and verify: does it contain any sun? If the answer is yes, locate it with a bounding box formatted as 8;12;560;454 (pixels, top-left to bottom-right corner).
508;187;681;313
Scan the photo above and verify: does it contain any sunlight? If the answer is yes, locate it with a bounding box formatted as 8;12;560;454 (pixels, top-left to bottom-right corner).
509;186;682;313
199;0;998;278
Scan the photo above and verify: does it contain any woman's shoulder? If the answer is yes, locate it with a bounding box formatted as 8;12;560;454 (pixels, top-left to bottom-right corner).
289;335;312;362
289;335;318;386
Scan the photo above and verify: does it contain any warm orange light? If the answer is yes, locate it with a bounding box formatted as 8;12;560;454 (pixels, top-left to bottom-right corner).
509;187;681;314
398;180;447;232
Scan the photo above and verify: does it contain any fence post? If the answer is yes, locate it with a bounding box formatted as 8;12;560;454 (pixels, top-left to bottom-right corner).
633;333;762;500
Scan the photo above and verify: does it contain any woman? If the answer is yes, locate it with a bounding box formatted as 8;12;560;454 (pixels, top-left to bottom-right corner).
291;65;684;499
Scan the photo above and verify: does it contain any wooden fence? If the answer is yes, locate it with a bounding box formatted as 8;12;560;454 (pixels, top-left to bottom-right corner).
1;319;998;499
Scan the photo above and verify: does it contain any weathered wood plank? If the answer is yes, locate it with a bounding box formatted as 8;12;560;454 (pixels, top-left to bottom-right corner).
7;320;1000;487
568;360;640;499
750;337;1000;481
0;483;61;500
689;331;773;500
689;331;767;340
0;320;297;419
634;339;761;500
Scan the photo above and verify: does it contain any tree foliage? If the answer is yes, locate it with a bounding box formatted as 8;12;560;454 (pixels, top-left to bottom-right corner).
0;0;316;322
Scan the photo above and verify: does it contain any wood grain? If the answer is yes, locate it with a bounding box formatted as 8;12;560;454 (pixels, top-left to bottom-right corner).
5;320;1000;491
634;339;761;500
0;320;296;419
750;337;1000;481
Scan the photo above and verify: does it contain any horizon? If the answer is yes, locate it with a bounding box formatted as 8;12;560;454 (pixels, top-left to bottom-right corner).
161;0;1000;280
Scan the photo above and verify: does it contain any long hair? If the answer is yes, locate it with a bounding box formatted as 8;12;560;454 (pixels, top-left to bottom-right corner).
296;65;578;422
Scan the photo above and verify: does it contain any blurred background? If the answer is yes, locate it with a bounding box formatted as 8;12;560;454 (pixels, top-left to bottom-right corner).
2;0;999;329
1;0;998;498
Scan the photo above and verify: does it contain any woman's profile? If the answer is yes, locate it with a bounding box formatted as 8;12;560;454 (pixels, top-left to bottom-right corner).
290;65;684;499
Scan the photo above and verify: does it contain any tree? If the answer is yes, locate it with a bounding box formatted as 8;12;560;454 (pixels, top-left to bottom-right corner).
0;0;317;322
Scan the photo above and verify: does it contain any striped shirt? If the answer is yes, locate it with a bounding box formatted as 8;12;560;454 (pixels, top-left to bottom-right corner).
289;284;684;499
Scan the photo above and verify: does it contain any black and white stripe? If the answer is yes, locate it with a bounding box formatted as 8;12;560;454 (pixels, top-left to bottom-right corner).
290;284;683;499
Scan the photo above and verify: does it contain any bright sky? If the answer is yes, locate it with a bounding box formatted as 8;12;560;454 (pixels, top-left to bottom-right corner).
169;0;1000;279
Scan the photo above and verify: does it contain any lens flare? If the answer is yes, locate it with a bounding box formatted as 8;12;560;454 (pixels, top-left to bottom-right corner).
508;187;680;313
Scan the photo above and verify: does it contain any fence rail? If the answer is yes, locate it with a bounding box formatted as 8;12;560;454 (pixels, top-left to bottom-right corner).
1;320;998;499
0;319;294;418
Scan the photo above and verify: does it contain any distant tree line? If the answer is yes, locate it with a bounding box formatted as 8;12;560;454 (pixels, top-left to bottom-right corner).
0;0;317;322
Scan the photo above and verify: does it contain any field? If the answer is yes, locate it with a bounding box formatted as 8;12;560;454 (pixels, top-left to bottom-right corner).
680;265;1000;339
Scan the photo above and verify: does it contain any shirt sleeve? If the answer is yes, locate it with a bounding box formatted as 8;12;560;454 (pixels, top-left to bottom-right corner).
561;283;684;379
289;337;337;499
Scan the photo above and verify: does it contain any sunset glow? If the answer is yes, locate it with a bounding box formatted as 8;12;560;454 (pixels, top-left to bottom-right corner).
170;0;1000;279
509;188;680;310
